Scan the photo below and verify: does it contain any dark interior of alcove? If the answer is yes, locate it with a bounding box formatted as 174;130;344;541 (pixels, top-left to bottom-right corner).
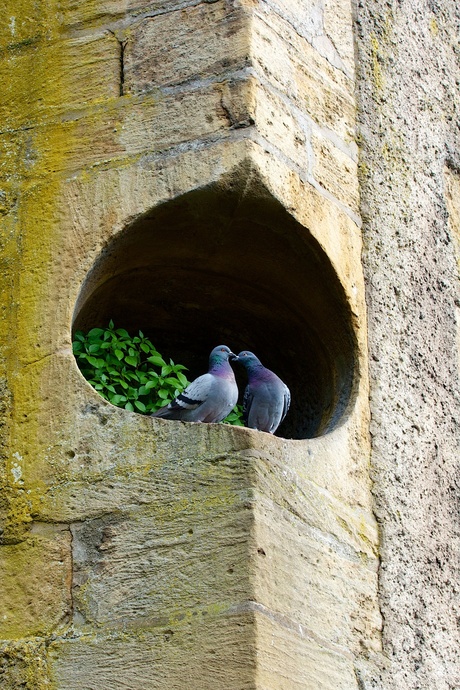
72;173;357;439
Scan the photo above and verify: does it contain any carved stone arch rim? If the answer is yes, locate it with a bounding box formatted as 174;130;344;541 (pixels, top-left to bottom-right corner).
72;158;361;439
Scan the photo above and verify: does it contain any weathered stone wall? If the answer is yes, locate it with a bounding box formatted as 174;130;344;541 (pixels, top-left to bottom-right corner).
0;0;382;688
1;0;458;688
354;0;460;687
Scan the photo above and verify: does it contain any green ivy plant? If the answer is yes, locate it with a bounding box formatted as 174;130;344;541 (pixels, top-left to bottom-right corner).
72;321;244;425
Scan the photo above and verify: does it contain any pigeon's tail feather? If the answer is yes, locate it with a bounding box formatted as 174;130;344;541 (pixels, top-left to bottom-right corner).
151;405;179;419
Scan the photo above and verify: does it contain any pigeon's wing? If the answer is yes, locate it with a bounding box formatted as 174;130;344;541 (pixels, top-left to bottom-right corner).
152;373;213;418
169;373;213;411
243;377;290;433
279;385;291;426
242;385;254;425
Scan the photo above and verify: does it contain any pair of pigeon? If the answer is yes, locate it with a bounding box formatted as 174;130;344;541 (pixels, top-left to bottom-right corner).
152;345;290;434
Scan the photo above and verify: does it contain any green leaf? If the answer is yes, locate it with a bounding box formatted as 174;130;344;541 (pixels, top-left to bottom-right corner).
116;328;129;337
88;328;104;339
109;394;127;405
147;355;166;367
124;371;138;381
125;356;138;366
165;376;181;386
115;349;124;360
134;400;146;412
177;372;188;387
109;320;114;329
140;343;150;353
125;402;134;412
222;405;245;426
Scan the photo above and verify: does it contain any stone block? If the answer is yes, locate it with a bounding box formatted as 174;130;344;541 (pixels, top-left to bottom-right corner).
59;0;190;30
49;612;257;689
70;494;253;628
243;143;364;287
253;490;381;655
256;0;351;78
0;34;119;132
252;80;312;175
254;609;359;690
0;524;71;638
251;10;356;142
125;3;250;93
311;131;360;214
323;0;355;77
0;80;251;180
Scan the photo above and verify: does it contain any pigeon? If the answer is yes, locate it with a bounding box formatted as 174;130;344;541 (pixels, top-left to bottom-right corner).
151;345;238;423
236;351;290;434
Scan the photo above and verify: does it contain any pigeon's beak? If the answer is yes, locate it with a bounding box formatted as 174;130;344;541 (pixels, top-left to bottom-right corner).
229;352;238;362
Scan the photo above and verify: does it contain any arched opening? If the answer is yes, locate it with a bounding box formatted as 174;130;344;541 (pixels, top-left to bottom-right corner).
72;173;357;439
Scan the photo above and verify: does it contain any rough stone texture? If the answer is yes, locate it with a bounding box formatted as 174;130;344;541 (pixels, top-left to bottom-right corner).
49;613;257;689
1;0;456;685
0;0;423;687
0;524;72;638
354;0;460;687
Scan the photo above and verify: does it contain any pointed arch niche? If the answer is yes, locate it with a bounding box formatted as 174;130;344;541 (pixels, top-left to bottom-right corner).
72;174;357;440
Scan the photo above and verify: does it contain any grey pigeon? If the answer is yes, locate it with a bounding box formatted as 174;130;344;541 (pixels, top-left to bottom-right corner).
236;351;290;434
152;345;238;423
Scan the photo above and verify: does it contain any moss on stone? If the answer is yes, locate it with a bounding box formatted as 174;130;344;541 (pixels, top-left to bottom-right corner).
0;639;54;690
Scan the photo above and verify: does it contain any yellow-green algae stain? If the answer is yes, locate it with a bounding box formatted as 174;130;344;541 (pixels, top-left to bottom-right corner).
0;0;81;543
0;529;71;639
367;12;394;100
0;639;51;690
0;0;81;665
0;0;134;534
429;17;439;37
370;33;384;93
